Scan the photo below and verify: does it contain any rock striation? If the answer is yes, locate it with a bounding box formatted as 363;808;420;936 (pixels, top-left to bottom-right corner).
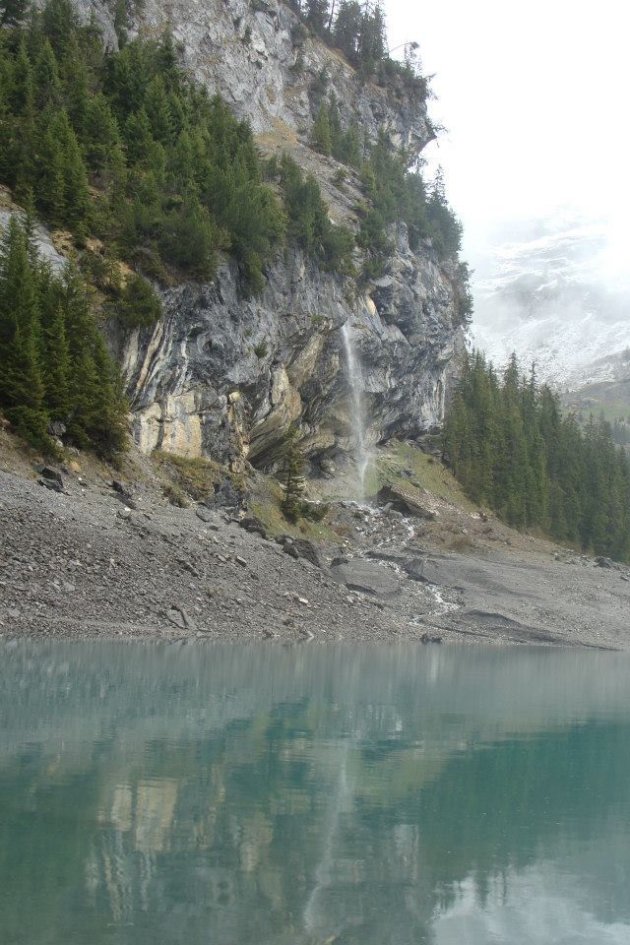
73;0;465;473
118;233;460;473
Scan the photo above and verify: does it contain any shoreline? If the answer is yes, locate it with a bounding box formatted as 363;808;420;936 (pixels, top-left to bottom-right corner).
2;464;629;650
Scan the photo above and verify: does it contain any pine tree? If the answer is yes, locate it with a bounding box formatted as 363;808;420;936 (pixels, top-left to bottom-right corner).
144;74;175;144
33;39;62;110
38;274;70;421
311;102;333;155
62;39;92;141
58;111;91;232
37;114;68;225
61;265;127;454
115;274;162;328
9;38;34;115
305;0;329;35
357;2;386;74
337;120;361;167
41;0;78;58
84;94;122;169
281;431;306;523
444;350;630;563
333;0;362;63
0;218;47;443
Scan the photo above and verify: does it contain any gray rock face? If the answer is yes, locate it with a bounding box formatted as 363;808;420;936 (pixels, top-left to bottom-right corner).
65;0;463;471
0;205;66;274
118;232;459;470
71;0;432;151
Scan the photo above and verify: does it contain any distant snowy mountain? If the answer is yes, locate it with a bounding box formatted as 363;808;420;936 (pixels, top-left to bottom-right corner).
469;213;630;390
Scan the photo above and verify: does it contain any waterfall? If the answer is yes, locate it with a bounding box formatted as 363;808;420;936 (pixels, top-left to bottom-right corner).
341;322;370;499
302;742;352;936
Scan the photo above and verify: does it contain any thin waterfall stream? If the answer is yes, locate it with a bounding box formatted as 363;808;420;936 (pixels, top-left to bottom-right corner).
341;322;371;499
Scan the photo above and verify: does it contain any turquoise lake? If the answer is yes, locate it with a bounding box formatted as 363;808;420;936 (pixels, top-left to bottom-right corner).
1;642;630;944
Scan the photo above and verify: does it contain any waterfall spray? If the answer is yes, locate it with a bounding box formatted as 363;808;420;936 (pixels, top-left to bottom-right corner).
341;322;370;499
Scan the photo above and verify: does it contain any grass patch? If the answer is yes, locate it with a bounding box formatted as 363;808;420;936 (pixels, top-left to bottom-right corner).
250;476;337;542
375;439;477;511
152;450;224;502
445;532;476;553
162;482;189;507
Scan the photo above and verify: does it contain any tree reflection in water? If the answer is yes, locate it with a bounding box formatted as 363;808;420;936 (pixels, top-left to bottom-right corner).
1;642;630;945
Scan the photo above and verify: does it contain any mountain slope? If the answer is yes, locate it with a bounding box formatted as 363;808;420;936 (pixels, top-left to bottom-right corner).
471;213;630;389
0;0;469;472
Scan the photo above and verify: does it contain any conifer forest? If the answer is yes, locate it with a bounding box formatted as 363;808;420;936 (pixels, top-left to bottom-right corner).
444;352;630;562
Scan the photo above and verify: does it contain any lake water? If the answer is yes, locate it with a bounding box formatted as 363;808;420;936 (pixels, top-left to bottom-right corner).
1;642;630;945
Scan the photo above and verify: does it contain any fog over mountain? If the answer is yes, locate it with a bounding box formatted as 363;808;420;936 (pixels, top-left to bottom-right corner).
384;0;629;392
469;212;630;387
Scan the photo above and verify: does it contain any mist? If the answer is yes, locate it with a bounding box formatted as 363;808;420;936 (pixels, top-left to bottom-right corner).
383;0;630;386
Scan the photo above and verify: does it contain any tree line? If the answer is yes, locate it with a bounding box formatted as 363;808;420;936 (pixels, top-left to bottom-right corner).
0;0;471;457
288;0;427;95
0;217;127;454
308;97;470;309
0;0;449;302
0;0;291;294
443;351;630;562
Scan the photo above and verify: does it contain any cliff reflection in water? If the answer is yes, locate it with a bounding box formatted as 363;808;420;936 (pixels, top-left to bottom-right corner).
1;643;630;945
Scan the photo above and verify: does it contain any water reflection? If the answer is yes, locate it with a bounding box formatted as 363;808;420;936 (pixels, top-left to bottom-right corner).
1;643;630;944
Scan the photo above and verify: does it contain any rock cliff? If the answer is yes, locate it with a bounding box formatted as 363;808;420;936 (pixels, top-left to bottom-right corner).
74;0;464;474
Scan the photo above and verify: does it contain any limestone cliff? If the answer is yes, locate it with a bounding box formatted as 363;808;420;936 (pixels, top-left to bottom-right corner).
74;0;465;473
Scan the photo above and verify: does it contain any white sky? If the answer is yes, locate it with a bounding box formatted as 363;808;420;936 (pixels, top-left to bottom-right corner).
384;0;630;273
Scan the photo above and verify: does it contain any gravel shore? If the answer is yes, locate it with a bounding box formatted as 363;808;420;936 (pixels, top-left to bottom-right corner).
2;465;629;649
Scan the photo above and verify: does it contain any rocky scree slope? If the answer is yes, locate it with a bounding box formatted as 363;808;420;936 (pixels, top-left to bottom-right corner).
74;0;464;472
3;438;630;647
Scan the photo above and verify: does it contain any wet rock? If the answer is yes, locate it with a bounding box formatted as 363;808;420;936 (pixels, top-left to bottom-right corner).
402;558;432;583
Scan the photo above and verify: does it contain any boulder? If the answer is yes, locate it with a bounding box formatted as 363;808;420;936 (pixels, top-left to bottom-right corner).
283;538;322;568
196;506;218;524
205;479;245;511
38;478;64;494
330;559;401;597
377;484;436;520
595;556;615;569
47;420;66;438
238;516;268;539
39;466;64;488
111;480;136;509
